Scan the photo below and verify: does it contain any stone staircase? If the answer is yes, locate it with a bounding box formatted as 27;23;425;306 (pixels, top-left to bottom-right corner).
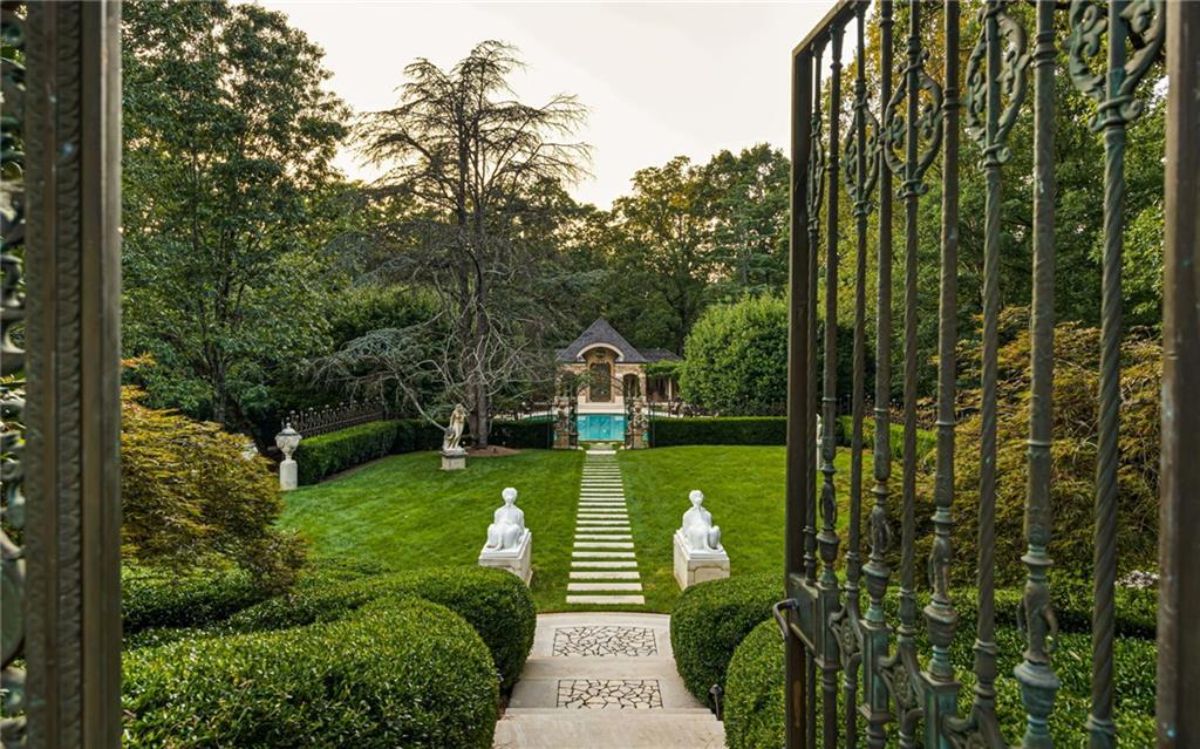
494;613;724;748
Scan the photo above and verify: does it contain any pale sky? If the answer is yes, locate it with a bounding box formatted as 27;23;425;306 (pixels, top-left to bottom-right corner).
258;1;839;208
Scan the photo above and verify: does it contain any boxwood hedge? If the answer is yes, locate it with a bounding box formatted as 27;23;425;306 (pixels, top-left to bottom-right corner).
490;418;552;449
226;565;537;691
294;419;441;485
122;566;271;636
723;619;785;749
651;417;786;447
123;597;499;748
670;572;782;701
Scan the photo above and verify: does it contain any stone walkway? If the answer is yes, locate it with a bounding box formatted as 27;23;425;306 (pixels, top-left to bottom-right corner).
566;450;644;606
493;613;724;748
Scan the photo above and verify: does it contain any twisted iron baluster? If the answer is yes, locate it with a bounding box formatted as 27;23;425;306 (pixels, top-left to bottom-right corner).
863;3;896;747
1067;2;1165;746
805;37;827;749
880;1;941;745
1;5;27;744
1012;2;1062;747
957;2;1031;746
818;20;845;749
921;0;963;744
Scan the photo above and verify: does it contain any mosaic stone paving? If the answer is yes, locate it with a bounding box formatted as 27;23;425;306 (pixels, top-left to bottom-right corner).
552;625;658;657
556;679;664;709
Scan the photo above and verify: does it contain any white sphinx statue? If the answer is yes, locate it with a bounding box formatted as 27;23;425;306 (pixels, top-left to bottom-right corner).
680;490;723;552
478;487;532;584
485;487;528;551
673;489;730;589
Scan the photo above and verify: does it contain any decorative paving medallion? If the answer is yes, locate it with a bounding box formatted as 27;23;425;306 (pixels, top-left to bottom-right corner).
552;626;658;657
556;679;663;709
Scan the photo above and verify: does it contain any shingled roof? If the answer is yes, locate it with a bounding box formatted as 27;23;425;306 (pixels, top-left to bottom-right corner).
556;318;674;364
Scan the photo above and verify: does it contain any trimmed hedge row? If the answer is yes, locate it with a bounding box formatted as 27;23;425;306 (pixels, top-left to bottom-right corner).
670;573;782;701
123;597;498;749
490;419;552;449
651;417;786;447
122;567;271;636
724;619;785;749
226;565;537;691
294;419;442;485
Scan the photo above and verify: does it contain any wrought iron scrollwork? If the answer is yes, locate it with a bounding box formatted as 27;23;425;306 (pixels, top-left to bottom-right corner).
1068;0;1165;130
882;24;942;196
965;1;1030;162
0;3;26;745
843;110;880;212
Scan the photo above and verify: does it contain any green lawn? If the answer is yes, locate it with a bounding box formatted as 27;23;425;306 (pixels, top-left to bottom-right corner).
281;450;584;612
620;445;865;612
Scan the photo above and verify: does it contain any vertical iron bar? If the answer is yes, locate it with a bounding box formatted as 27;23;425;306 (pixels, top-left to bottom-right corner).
863;2;896;747
805;36;827;749
972;2;1004;736
1087;3;1127;745
818;20;845;749
787;45;815;749
920;2;962;745
1013;2;1061;746
1157;2;1200;744
897;0;921;683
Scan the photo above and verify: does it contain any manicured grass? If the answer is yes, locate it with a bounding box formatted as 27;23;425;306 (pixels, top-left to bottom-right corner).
620;445;867;612
281;450;583;612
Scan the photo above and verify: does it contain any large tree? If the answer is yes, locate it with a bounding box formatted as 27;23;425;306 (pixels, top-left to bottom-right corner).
326;41;589;446
121;1;348;429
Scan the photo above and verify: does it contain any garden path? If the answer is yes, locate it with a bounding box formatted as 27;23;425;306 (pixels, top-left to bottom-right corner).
565;450;644;605
493;612;724;748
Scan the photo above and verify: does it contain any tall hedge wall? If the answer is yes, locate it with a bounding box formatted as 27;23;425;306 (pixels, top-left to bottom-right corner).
294;420;442;485
650;417;786;446
490;419;552;449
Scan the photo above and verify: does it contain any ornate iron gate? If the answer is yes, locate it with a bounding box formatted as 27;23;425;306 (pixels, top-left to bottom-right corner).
782;1;1198;748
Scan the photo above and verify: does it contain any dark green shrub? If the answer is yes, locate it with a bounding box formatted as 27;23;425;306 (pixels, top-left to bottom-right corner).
123;597;499;748
122;566;271;636
491;419;552;449
294;419;441;484
724;619;785;749
681;296;789;415
226;566;536;692
650;416;786;447
670;572;782;701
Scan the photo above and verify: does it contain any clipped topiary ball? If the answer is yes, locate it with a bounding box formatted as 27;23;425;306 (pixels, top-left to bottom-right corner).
670;572;781;701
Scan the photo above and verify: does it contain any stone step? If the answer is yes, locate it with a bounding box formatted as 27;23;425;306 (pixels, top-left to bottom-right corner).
565;594;645;605
572;527;631;534
572;542;635;549
502;708;715;717
574;520;631;526
573;534;632;540
567;582;643;592
569;571;641;580
577;513;628;519
571;551;636;559
570;560;638;568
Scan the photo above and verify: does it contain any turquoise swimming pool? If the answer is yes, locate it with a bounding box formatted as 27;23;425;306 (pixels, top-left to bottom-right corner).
577;413;626;442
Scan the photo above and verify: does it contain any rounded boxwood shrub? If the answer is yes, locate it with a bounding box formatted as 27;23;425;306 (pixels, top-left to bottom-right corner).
124;597;499;748
670;572;782;701
724;619;785;749
226;565;536;691
122;566;271;636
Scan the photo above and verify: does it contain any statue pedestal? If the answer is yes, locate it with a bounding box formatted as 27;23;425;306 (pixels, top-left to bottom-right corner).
673;530;730;590
279;459;298;491
478;531;533;585
441;449;466;471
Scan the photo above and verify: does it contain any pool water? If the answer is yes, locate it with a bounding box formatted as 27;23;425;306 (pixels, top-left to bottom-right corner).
577;413;626;442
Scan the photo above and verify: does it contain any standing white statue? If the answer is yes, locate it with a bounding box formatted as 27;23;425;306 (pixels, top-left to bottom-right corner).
485;487;528;551
443;403;468;454
680;490;723;552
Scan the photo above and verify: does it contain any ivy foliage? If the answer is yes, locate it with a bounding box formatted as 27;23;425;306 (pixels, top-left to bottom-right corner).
121;385;305;590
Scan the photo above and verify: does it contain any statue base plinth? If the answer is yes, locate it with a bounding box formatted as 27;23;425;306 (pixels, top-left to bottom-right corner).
279;459;298;491
441;449;466;471
673;530;730;590
478;531;533;585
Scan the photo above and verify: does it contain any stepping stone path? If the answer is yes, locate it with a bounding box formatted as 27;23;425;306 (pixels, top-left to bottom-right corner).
567;449;645;606
494;613;724;748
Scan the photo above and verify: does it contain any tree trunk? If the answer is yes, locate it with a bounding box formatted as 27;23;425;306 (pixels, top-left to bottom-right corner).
474;381;490;448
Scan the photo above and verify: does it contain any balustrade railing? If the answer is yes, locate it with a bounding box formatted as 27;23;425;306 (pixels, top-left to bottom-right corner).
285;399;387;437
782;1;1197;747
